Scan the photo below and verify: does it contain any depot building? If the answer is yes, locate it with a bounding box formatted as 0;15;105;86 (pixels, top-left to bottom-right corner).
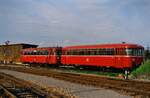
0;43;37;64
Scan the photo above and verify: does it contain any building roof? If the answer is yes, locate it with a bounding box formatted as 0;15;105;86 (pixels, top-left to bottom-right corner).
0;43;38;47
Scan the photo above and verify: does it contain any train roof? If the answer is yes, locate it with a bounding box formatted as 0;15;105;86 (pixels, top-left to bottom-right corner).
22;47;61;51
63;43;144;49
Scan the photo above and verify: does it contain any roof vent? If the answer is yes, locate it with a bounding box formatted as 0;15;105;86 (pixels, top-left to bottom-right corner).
122;42;126;44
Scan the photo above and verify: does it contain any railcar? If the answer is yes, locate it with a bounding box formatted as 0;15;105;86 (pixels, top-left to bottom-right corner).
20;47;62;65
61;44;144;71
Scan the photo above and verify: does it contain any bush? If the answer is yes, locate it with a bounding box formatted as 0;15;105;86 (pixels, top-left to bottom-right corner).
132;60;150;77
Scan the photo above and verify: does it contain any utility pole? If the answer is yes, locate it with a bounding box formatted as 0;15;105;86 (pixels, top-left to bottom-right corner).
145;45;150;60
3;40;10;64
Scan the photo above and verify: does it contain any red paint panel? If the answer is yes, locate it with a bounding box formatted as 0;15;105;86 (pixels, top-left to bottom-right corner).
35;55;48;63
47;55;57;64
61;55;116;67
21;55;58;64
61;55;144;69
20;55;35;63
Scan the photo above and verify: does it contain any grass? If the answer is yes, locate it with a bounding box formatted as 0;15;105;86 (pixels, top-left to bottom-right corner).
63;68;120;77
131;60;150;77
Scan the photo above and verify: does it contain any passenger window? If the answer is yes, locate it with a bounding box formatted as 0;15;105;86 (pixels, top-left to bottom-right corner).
49;49;52;55
33;50;37;55
44;50;48;55
90;49;96;55
27;51;29;55
37;50;40;55
86;49;89;55
99;49;102;55
24;52;27;55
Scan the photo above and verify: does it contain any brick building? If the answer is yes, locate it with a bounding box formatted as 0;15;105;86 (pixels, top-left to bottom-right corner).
0;43;37;64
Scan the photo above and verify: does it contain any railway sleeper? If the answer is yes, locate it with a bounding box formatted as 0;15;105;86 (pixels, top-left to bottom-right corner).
0;85;17;98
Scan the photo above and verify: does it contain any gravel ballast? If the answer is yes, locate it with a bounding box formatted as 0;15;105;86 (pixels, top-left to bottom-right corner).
0;69;131;98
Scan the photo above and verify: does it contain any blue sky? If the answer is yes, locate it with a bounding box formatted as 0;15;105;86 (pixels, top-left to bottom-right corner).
0;0;150;46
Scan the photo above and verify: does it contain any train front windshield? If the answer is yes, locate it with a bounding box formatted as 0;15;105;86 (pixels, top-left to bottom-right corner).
126;48;144;56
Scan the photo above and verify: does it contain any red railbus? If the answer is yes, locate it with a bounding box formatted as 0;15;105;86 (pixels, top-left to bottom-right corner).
61;44;144;71
20;47;62;65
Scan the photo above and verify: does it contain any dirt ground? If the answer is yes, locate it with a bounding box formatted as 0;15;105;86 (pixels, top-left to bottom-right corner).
0;69;131;98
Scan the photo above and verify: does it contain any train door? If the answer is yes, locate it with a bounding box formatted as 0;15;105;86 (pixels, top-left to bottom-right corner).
56;47;62;64
115;48;123;68
61;48;67;65
45;49;49;64
47;49;52;64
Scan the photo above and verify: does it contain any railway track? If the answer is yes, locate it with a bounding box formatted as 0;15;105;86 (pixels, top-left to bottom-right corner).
0;84;45;98
0;65;150;97
0;72;69;98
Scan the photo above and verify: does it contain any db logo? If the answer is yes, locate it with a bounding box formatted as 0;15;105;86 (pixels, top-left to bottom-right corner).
86;58;89;62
